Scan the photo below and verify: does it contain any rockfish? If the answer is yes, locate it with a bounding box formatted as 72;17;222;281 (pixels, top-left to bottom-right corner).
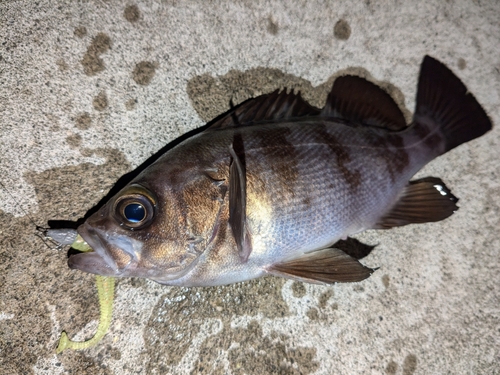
68;56;492;286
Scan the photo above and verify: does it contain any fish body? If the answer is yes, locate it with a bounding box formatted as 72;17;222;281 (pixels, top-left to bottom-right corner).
70;56;492;286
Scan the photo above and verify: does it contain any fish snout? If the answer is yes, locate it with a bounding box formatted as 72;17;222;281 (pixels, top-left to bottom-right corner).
70;222;137;276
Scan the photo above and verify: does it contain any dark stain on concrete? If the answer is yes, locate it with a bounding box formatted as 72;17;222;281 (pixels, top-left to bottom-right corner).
192;320;319;375
144;277;290;369
25;148;131;220
66;133;82;148
74;26;87;38
386;360;398;374
132;61;157;85
267;16;279;35
81;32;111;76
382;274;390;288
403;354;417;375
75;112;92;130
124;4;141;23
0;212;56;375
56;58;69;71
292;281;306;298
318;289;334;309
93;91;108;111
353;285;365;292
306;307;319;321
334;19;351;40
125;98;137;111
58;351;113;375
458;58;466;70
0;148;130;374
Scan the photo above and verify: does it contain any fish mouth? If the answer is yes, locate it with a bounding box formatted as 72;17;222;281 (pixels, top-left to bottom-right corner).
68;222;201;281
68;223;136;277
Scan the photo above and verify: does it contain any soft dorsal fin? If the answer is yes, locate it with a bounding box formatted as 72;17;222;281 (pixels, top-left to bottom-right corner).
321;75;407;131
228;141;252;262
208;89;321;130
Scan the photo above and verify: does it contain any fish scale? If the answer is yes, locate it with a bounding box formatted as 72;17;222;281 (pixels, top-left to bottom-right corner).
236;125;402;262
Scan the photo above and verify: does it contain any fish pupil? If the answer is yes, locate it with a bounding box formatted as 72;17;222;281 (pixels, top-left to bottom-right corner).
123;203;146;223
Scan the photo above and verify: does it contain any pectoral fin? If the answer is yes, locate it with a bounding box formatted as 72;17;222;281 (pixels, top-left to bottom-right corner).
228;141;252;262
267;248;376;284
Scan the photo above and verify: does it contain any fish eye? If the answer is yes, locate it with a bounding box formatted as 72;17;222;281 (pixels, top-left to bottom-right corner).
113;185;156;230
123;203;146;223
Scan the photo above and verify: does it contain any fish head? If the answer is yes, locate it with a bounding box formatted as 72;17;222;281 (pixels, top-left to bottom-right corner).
69;167;226;281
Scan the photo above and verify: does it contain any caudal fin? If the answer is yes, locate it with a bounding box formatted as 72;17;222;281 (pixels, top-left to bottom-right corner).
414;56;492;153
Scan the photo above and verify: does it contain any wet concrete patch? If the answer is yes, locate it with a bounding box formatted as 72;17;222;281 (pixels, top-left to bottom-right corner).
192;320;319;375
74;26;87;38
334;19;351;40
132;61;157;85
124;4;140;23
125;98;137;111
403;354;417;375
92;91;108;111
66;133;82;148
0;148;130;374
267;16;279;35
25;148;131;220
81;32;111;76
0;149;130;374
75;113;92;130
144;277;289;370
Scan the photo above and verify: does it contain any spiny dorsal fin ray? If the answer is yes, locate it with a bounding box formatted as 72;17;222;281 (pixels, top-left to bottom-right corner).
208;89;321;130
228;140;252;262
268;247;375;284
208;77;406;131
321;75;407;131
374;177;459;229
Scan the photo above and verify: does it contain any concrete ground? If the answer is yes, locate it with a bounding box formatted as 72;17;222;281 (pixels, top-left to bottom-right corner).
1;1;499;374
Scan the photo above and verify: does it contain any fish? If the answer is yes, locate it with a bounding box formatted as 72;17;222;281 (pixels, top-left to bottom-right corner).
67;56;492;287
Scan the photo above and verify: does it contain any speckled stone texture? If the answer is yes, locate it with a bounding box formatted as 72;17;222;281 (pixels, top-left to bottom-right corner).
0;1;499;374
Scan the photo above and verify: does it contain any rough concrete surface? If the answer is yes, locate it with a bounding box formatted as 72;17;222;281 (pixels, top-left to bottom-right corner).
0;1;499;374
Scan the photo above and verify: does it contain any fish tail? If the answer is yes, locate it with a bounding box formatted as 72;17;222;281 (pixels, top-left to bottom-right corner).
412;56;492;154
374;57;492;230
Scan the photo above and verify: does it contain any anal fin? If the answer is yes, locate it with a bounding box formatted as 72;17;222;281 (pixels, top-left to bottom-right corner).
375;177;458;229
267;248;375;285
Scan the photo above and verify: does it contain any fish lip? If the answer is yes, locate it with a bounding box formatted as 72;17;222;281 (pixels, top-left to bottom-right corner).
68;252;116;276
68;223;122;276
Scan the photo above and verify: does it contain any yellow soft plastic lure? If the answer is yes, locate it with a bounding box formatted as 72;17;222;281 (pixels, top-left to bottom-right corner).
56;235;115;354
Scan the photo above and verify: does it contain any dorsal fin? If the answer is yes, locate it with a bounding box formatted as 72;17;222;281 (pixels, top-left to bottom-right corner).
321;75;407;131
208;76;406;131
208;89;321;130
